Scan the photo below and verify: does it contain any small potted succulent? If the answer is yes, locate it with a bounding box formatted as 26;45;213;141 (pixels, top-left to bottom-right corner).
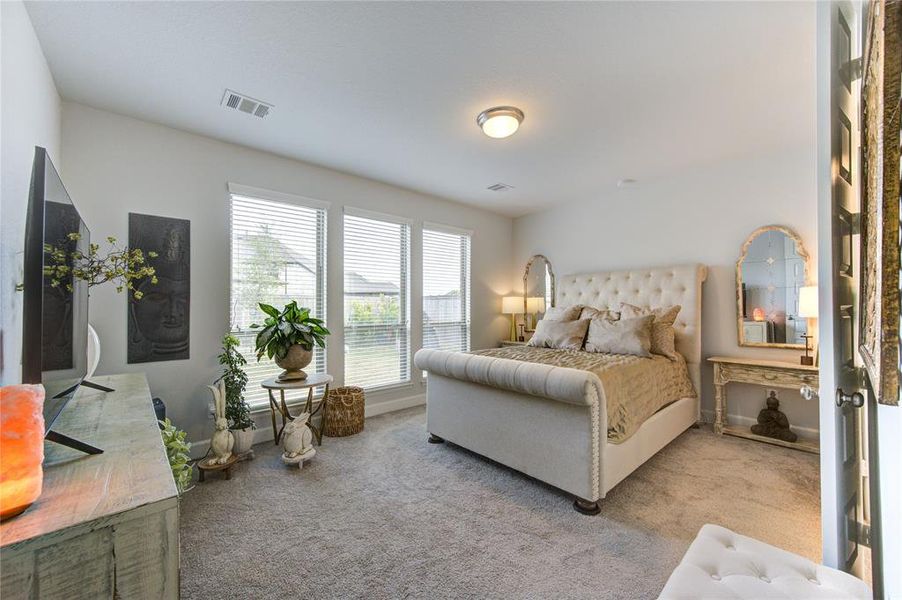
251;301;330;381
216;334;256;455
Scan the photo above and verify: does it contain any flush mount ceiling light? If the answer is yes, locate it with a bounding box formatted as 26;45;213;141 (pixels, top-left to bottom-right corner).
477;106;524;139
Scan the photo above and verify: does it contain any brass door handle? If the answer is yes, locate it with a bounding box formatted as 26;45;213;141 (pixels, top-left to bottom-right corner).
835;388;865;408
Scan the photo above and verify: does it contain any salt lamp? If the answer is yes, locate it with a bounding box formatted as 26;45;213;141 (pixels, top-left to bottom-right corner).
0;384;45;521
752;307;766;322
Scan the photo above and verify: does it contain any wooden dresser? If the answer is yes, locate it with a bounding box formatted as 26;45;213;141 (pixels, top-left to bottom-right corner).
708;356;819;454
0;373;179;599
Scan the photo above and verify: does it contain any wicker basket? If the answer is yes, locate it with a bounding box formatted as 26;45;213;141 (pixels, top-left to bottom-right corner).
323;386;365;437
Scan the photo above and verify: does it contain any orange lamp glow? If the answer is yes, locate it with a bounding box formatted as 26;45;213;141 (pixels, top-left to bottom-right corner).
0;384;45;521
752;308;766;322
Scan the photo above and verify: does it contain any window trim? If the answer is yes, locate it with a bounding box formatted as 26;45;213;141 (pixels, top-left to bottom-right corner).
342;209;412;390
228;182;331;211
228;187;329;408
422;221;474;237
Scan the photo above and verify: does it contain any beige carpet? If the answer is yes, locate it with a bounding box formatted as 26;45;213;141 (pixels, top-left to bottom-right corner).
180;406;820;599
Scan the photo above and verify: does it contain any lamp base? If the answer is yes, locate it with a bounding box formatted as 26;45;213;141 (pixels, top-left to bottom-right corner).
800;356;814;366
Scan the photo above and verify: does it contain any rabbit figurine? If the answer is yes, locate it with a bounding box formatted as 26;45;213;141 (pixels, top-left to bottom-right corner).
207;380;234;465
282;412;315;464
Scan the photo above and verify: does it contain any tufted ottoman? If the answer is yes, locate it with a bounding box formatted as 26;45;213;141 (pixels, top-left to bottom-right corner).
659;524;871;599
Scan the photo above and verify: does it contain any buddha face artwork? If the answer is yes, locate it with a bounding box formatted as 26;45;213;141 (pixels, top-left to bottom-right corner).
127;213;190;363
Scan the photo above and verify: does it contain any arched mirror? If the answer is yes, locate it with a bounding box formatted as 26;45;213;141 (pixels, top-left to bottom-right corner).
523;255;555;330
737;226;811;348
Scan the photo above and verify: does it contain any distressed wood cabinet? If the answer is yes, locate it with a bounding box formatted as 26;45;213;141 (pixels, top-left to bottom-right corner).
0;374;179;599
708;356;819;454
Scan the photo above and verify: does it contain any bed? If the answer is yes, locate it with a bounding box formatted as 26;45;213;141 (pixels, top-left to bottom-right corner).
413;263;707;514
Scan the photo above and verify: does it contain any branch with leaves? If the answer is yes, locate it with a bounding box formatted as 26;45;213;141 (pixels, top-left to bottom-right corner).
42;233;158;300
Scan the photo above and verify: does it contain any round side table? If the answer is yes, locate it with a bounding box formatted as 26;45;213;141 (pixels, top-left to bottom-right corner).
261;373;333;446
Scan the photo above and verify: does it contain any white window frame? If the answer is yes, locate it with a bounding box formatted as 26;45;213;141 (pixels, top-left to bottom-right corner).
422;222;472;360
342;206;412;391
228;182;329;408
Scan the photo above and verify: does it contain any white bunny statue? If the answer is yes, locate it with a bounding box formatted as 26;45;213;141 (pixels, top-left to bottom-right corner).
207;380;235;465
281;411;315;467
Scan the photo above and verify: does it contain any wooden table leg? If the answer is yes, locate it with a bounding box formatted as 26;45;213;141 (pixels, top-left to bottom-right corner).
713;363;726;435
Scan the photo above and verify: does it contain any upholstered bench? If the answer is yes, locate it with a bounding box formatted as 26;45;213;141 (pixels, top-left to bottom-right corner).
659;524;871;599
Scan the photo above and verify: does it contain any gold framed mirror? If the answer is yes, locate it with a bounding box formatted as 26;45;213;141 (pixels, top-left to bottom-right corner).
736;226;811;348
523;255;555;331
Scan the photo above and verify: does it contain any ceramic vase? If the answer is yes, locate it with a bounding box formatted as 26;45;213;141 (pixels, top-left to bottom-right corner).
274;345;312;381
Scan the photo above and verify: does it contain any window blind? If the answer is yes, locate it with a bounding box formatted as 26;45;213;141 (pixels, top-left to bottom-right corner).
422;227;471;354
230;193;327;407
343;212;410;389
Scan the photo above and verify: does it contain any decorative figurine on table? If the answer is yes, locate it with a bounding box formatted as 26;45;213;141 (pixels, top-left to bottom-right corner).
750;392;798;443
281;412;316;469
206;380;235;465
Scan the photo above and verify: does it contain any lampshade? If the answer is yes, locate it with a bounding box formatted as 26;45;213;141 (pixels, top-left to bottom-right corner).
526;297;546;314
0;384;45;521
798;286;818;318
501;296;522;314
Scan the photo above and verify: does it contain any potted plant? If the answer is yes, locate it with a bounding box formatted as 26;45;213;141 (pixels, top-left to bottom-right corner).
159;418;193;494
251;301;330;381
216;334;256;455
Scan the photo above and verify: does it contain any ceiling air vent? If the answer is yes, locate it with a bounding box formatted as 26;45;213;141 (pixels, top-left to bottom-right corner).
221;89;273;119
487;182;514;192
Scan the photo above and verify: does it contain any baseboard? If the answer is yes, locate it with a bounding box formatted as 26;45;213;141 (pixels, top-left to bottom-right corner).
700;409;819;440
190;393;426;458
364;393;425;418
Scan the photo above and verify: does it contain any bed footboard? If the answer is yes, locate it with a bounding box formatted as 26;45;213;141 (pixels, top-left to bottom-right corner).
426;374;603;502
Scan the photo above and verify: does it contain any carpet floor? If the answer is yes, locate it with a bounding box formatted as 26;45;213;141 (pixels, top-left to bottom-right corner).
180;406;820;599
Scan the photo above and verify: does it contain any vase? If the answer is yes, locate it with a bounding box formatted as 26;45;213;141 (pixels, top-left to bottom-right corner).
274;345;312;381
231;428;255;455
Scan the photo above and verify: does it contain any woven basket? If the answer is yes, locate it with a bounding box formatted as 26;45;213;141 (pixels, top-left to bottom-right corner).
323;386;365;437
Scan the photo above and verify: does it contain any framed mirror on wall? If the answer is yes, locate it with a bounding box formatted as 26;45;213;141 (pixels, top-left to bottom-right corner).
523;255;555;331
736;225;812;349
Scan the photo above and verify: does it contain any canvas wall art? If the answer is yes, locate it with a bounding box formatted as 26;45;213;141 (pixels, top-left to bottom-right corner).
127;213;191;363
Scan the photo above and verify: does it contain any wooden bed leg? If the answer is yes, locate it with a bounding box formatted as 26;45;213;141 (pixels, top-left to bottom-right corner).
427;433;445;444
573;497;601;515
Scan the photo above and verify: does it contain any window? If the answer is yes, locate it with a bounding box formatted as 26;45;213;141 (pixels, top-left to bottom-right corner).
343;210;410;389
229;185;327;407
422;225;471;354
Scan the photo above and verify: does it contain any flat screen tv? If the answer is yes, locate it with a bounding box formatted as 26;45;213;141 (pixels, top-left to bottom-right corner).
22;147;103;454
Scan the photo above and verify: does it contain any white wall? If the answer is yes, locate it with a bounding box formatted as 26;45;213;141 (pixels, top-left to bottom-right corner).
60;102;513;443
512;144;819;434
0;0;62;385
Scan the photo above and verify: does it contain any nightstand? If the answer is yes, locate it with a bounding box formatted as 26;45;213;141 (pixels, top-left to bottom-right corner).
708;356;819;454
500;340;527;347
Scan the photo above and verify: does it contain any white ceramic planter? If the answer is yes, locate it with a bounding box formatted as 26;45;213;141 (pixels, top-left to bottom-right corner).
231;428;255;456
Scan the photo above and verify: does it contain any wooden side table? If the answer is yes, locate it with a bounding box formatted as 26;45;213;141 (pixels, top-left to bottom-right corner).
708;356;819;453
262;373;333;446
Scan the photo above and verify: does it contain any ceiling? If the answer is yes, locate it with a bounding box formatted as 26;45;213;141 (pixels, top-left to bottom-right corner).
26;1;815;218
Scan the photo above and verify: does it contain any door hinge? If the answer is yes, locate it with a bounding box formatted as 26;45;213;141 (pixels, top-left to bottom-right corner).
858;522;872;547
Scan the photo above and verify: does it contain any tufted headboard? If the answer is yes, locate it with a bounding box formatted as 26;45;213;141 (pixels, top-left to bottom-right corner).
556;263;708;395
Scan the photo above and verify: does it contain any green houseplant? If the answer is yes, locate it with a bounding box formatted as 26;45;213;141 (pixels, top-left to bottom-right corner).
159;418;193;494
251;301;330;381
216;334;256;455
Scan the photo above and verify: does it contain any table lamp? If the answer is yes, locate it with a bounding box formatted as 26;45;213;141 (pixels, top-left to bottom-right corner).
502;296;522;342
798;285;818;366
524;297;546;331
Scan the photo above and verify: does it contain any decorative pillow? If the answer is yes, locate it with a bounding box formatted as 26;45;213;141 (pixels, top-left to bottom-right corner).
584;315;654;357
619;303;682;360
542;305;583;322
527;318;589;350
579;306;620;321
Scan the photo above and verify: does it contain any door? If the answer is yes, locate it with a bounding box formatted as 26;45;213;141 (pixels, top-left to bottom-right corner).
817;0;882;593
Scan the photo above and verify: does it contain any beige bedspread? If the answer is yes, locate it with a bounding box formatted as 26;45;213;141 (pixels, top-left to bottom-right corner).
471;346;696;443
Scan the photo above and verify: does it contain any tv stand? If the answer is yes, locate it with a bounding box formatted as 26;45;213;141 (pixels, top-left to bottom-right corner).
80;379;115;393
44;430;103;455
